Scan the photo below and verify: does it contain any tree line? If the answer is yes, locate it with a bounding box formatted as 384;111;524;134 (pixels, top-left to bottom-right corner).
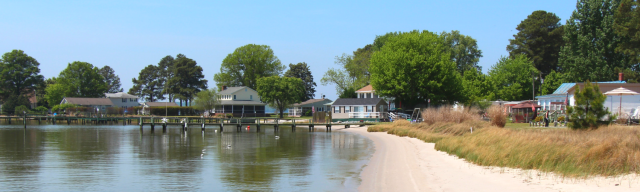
321;0;640;109
0;44;318;116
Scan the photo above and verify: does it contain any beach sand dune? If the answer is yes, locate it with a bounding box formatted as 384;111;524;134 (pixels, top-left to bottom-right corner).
342;126;639;192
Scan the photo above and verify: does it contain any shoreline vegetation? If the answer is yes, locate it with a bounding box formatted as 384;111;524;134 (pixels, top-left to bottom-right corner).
368;107;640;178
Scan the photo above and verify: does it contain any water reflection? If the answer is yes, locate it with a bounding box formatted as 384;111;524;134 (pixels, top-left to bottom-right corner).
0;125;373;191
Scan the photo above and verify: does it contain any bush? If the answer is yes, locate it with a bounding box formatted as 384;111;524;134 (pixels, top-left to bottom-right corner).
487;105;506;127
566;81;611;130
557;116;565;122
534;116;544;122
14;105;30;115
304;110;312;116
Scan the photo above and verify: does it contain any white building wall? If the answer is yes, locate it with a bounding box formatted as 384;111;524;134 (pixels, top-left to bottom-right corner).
109;98;140;108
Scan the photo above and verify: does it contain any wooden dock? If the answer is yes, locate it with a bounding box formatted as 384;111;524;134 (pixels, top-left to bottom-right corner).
0;116;363;132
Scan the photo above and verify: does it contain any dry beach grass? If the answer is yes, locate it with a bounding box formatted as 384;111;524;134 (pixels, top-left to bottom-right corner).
369;107;640;178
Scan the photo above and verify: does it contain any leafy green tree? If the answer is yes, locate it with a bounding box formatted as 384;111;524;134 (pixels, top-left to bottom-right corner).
507;10;565;77
320;68;355;96
338;87;357;98
193;88;220;115
2;95;30;114
214;44;284;90
0;50;44;102
614;0;640;65
166;54;207;106
129;65;165;102
441;30;483;74
559;0;631;82
370;30;464;107
488;55;539;101
46;61;108;101
256;76;304;118
616;67;640;82
284;62;316;101
566;81;610;129
540;70;567;95
462;68;493;106
98;65;123;93
157;55;175;101
44;79;64;108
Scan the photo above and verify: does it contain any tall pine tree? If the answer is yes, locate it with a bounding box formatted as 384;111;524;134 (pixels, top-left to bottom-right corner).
559;0;631;82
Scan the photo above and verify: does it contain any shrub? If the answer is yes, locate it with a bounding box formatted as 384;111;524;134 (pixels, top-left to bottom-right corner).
487;105;506;127
304;110;312;116
534;116;544;122
14;105;30;114
557;116;565;122
566;81;611;130
34;106;48;114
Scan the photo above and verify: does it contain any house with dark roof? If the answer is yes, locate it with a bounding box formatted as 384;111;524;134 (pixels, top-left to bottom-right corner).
288;98;332;117
214;86;266;117
331;98;388;120
60;97;114;111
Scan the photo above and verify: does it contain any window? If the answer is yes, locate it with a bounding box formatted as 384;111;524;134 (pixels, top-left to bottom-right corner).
345;106;351;113
245;88;247;92
122;98;127;103
334;106;339;113
250;95;253;100
233;95;236;100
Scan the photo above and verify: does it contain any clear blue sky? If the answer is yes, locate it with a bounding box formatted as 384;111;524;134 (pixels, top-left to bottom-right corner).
0;0;577;100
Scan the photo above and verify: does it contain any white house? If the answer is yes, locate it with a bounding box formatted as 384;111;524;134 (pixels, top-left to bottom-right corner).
536;80;640;116
105;92;140;108
215;86;266;117
331;98;388;120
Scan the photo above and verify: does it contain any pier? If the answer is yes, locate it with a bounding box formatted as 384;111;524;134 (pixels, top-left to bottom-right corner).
0;116;364;132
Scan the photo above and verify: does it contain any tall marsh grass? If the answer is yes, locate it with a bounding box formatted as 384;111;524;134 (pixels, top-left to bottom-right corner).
369;115;640;177
487;105;506;127
422;105;481;125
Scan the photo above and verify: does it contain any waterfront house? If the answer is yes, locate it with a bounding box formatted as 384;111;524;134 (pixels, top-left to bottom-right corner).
105;92;140;108
214;86;266;117
331;98;388;121
60;97;114;111
356;85;397;110
288;98;333;117
535;79;640;115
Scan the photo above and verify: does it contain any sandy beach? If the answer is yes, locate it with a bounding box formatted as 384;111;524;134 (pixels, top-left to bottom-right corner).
340;125;640;192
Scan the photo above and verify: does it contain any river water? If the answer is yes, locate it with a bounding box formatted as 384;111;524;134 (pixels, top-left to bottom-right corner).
0;124;373;191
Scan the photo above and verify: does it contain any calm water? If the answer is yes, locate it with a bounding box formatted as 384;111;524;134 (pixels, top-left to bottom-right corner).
0;124;373;191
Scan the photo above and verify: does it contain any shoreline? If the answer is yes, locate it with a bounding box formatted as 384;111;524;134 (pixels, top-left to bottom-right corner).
339;125;639;192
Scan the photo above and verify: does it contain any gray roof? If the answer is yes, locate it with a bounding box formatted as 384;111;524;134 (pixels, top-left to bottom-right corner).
219;86;250;95
219;100;266;105
144;102;179;107
63;97;114;106
105;92;138;99
332;98;386;106
293;99;332;107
